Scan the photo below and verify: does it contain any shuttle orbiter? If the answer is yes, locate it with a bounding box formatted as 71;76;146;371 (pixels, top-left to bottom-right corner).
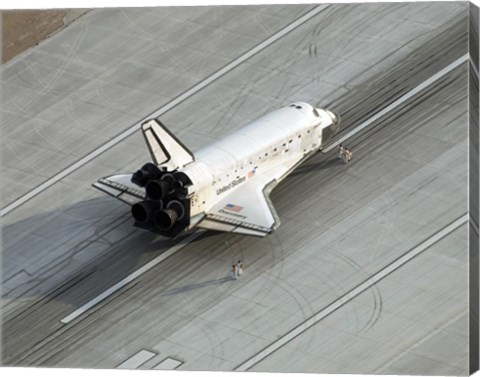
93;102;340;238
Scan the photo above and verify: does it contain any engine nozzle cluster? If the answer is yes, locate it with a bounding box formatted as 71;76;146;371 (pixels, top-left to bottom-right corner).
130;163;191;234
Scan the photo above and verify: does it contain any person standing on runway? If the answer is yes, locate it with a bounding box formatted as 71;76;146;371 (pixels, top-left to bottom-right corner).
337;144;344;160
231;264;238;280
237;260;244;276
345;148;353;163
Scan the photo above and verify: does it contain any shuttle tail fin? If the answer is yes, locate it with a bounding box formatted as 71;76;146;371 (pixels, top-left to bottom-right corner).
142;119;195;170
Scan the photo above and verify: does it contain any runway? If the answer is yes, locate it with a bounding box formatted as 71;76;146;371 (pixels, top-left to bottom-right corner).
1;2;476;374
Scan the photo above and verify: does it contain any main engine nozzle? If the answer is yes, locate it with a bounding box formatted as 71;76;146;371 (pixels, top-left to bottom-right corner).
146;179;171;201
131;201;161;224
131;163;161;187
153;200;185;230
153;209;178;230
146;173;180;201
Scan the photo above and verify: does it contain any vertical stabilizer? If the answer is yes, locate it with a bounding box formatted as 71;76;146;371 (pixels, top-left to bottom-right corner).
142;119;195;170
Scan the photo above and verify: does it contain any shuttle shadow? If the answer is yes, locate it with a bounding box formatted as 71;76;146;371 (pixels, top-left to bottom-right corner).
1;196;215;308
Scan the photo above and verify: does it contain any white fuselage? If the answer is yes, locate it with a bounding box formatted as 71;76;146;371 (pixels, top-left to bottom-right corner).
180;102;337;218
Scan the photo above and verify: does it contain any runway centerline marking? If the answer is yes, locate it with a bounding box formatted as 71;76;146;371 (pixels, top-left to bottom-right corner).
235;214;468;371
323;53;469;153
0;4;329;217
60;230;205;324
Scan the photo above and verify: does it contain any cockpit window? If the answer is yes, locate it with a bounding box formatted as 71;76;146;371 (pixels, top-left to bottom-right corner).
296;105;302;109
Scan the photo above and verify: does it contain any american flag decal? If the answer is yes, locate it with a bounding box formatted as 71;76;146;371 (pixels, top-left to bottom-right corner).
247;167;257;179
224;203;243;212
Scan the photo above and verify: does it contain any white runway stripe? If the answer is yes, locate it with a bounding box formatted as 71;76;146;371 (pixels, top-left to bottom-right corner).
60;230;205;324
323;53;469;153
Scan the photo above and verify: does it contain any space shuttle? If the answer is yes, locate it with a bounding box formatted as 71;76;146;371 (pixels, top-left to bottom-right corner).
93;102;340;238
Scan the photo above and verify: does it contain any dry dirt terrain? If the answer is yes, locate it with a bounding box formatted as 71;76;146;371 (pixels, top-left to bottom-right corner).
1;9;89;63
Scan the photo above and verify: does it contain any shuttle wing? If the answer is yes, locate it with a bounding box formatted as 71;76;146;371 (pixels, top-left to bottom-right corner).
92;174;145;205
198;153;313;236
199;176;279;237
142;119;195;170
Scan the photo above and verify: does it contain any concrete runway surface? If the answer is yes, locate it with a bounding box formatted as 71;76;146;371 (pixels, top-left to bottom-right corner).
1;2;477;374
